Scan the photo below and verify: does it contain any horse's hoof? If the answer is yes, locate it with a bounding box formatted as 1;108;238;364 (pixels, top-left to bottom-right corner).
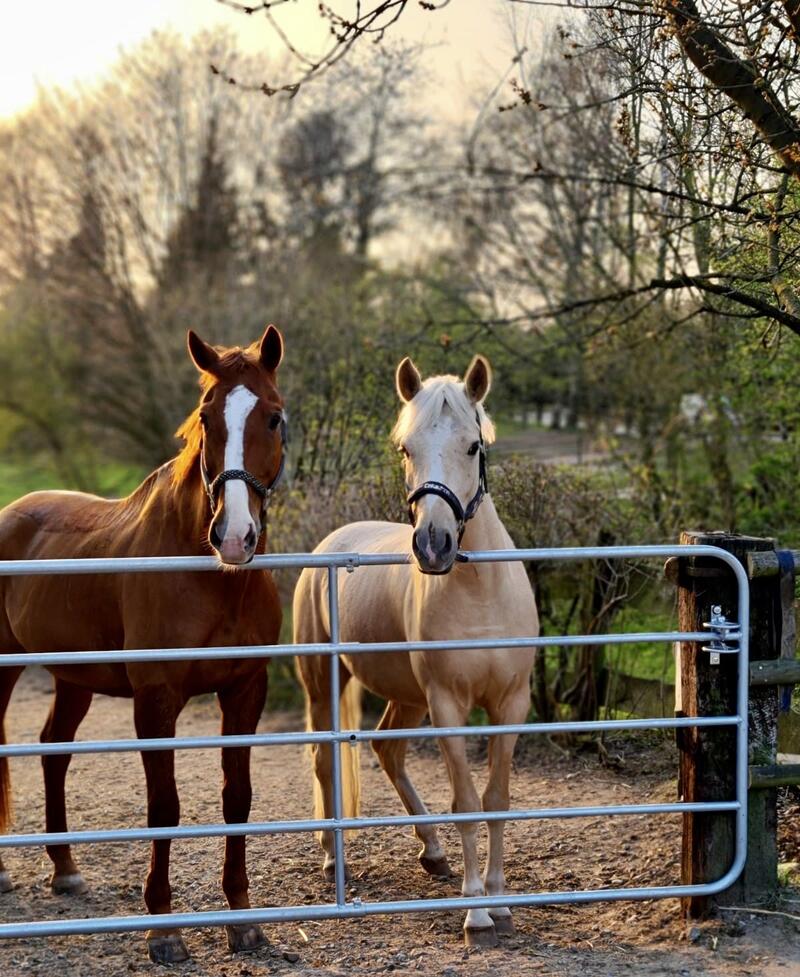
419;854;453;878
226;923;267;954
0;871;12;893
490;913;515;936
322;862;351;884
464;924;499;948
51;872;88;896
147;933;190;965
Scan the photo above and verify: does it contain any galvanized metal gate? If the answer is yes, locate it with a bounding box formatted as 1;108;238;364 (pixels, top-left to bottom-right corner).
0;544;749;939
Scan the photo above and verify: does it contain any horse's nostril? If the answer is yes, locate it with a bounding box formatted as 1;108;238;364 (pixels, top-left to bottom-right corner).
443;532;453;554
209;522;222;549
244;526;257;550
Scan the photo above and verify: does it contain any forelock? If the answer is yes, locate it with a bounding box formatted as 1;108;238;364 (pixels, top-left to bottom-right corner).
391;375;495;445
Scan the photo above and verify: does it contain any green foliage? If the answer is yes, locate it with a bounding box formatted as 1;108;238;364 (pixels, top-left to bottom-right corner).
608;601;676;682
0;459;145;509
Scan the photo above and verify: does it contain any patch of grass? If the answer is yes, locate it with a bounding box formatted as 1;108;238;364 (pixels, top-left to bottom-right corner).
0;459;66;508
606;601;677;684
0;458;145;509
492;413;559;439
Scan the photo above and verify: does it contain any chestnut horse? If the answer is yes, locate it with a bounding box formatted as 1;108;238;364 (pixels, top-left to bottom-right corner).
295;355;539;947
0;326;286;963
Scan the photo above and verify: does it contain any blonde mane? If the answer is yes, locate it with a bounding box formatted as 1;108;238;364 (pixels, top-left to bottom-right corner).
391;375;496;447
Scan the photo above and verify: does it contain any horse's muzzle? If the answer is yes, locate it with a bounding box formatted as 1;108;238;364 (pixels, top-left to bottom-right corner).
412;523;456;575
210;521;259;566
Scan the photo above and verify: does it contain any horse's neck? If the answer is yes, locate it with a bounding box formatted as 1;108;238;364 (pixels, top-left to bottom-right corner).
133;458;210;553
414;496;512;608
459;496;511;554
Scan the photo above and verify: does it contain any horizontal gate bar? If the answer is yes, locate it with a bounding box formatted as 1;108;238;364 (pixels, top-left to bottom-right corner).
0;543;749;577
0;857;748;939
0;630;727;669
0;715;741;758
0;800;740;848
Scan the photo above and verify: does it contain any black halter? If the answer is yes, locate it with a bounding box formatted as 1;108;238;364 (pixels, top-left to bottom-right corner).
200;410;288;524
406;411;488;545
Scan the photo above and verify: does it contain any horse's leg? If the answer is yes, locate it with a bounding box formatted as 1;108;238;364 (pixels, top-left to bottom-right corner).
372;700;452;878
296;654;352;883
0;662;24;893
482;686;530;936
428;690;497;948
217;669;268;954
40;678;93;895
133;685;188;965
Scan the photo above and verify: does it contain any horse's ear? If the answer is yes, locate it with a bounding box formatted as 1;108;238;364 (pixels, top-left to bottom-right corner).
464;354;491;404
396;357;422;403
259;324;283;372
187;329;221;375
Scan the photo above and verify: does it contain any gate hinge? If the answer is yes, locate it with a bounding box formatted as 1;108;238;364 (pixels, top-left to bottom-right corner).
702;605;741;665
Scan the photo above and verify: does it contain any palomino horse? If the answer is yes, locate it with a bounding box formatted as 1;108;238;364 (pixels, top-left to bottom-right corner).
0;326;286;963
295;355;539;947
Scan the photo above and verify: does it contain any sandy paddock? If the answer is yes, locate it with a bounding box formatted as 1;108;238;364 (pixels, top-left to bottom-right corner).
0;668;798;977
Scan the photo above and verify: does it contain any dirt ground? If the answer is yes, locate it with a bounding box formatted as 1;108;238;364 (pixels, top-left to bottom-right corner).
1;668;799;977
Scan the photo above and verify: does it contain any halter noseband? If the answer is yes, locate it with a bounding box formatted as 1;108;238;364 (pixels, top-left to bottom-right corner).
200;410;288;524
405;411;488;545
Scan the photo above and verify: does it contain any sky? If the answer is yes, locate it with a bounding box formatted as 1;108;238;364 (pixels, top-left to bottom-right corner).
0;0;540;123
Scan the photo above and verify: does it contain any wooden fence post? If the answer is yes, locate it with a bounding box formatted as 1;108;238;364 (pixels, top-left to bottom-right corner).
676;531;781;917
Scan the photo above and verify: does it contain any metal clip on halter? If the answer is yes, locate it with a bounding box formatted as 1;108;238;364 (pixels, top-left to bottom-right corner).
701;605;741;665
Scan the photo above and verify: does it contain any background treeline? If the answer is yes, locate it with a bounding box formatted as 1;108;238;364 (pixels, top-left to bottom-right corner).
1;16;798;723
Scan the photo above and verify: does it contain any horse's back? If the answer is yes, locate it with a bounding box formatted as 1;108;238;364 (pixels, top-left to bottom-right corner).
0;491;132;676
312;520;411;557
294;519;425;704
296;519;413;643
0;490;120;562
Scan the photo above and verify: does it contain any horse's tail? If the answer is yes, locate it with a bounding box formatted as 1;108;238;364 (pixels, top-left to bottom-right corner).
308;677;362;829
0;674;14;834
339;678;362;823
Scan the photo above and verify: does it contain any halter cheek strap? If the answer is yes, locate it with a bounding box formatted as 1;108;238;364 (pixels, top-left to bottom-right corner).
405;412;489;545
201;411;288;528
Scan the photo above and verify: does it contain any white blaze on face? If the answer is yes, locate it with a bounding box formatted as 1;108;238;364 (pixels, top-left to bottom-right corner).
408;413;473;562
222;385;259;545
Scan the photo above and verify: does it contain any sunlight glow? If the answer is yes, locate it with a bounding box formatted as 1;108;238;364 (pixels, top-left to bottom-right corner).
0;0;524;122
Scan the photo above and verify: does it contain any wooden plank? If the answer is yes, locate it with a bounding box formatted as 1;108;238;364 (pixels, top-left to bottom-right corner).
749;764;800;789
677;531;779;917
750;659;800;686
748;549;800;578
778;552;796;714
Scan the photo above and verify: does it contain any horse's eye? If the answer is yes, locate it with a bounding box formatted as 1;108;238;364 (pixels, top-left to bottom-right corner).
398;445;409;459
268;412;282;431
467;441;480;456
